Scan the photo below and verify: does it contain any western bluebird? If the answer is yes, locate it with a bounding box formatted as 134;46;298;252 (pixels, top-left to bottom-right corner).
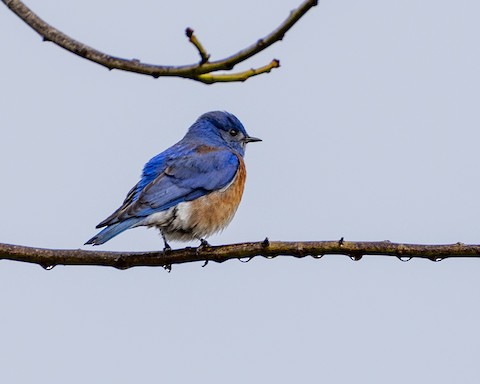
85;111;261;249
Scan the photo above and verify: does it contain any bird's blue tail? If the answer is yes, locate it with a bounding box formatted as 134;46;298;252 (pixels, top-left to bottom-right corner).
85;219;139;245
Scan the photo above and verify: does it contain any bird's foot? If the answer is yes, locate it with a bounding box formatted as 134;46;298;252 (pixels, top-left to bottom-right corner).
163;241;172;253
196;238;211;254
197;239;211;263
198;238;211;250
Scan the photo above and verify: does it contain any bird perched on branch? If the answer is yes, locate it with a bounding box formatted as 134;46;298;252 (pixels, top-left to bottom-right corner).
85;111;261;249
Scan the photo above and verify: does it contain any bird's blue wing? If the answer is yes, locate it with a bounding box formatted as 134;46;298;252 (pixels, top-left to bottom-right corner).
97;146;240;227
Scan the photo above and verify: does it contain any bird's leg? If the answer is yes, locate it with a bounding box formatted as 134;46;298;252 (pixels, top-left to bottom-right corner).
163;242;172;252
196;238;211;264
161;231;172;252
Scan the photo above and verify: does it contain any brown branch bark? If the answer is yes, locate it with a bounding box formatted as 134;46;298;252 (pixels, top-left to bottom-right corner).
1;0;318;83
1;240;480;270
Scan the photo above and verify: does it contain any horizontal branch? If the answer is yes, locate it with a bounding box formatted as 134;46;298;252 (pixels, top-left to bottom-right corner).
1;239;480;271
1;0;318;83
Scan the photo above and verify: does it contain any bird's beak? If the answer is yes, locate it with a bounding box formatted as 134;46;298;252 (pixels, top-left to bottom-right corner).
244;136;262;143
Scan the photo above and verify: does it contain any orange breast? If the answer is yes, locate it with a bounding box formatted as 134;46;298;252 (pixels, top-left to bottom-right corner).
187;155;247;237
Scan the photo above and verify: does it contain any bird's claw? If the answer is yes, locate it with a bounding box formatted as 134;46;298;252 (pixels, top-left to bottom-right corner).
199;238;210;249
196;239;211;256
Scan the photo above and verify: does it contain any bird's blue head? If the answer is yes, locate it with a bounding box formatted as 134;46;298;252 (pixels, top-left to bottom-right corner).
185;111;261;156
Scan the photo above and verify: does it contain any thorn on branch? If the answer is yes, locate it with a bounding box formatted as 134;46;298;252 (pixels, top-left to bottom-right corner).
262;237;270;247
338;237;345;246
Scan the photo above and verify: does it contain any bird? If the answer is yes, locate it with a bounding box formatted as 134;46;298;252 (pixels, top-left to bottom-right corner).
85;111;261;249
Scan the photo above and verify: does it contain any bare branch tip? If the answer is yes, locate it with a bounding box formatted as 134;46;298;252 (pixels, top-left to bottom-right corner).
185;27;194;38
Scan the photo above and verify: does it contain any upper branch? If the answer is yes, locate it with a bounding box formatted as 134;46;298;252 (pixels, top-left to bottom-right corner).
1;240;480;270
1;0;318;83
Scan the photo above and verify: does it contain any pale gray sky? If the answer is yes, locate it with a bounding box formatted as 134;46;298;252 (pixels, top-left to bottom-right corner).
2;1;480;383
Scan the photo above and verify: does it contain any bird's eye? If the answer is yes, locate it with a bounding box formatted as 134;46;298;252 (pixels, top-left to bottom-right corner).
229;128;238;137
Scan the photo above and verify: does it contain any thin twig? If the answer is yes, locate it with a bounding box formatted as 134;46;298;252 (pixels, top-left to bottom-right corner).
185;28;210;64
1;0;318;83
1;240;479;270
197;59;280;84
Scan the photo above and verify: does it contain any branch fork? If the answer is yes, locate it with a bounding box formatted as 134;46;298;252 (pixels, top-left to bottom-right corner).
1;0;318;83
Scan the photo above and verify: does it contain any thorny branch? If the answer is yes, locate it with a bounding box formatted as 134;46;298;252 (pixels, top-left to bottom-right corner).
1;0;318;83
1;240;480;270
